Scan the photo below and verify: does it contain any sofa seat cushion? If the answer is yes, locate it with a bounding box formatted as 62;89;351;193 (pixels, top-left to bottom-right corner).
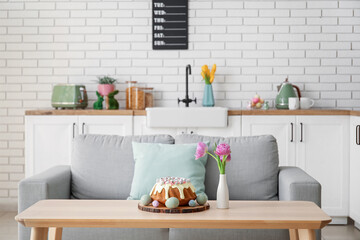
175;134;279;201
71;134;174;199
128;142;207;200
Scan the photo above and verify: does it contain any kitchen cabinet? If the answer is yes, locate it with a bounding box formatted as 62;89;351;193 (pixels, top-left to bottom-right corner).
350;116;360;229
78;116;132;136
25;115;133;177
133;116;185;136
242;115;349;223
25;116;77;177
296;116;349;223
188;116;241;137
134;116;241;137
242;116;296;166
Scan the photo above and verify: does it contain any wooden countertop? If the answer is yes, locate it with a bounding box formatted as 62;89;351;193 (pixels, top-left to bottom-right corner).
26;109;360;116
351;111;360;116
238;109;351;116
25;109;136;116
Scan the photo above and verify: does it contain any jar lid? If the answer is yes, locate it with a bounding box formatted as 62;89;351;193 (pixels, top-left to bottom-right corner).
125;81;137;84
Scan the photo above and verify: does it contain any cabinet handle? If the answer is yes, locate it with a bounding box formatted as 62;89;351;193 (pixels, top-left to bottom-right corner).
72;123;76;138
300;122;303;142
82;123;85;135
190;131;194;134
290;123;294;142
357;125;360;145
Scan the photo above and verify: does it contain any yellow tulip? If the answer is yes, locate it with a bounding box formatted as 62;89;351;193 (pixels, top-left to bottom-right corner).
211;64;216;74
206;69;210;78
210;75;214;84
201;71;205;79
201;65;209;73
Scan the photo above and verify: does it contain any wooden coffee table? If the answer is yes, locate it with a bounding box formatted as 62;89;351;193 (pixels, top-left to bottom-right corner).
16;200;331;240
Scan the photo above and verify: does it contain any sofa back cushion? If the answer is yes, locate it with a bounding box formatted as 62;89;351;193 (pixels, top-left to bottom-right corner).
175;134;279;201
71;134;174;199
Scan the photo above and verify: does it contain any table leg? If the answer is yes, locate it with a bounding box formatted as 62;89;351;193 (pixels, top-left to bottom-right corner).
30;227;48;240
298;229;316;240
289;229;299;240
49;227;63;240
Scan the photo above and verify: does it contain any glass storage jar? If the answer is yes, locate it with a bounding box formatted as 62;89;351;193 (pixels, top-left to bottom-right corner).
143;88;154;108
132;87;145;110
125;81;137;110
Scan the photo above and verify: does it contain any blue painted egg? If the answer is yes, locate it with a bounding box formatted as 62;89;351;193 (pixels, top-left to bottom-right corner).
196;193;208;205
188;200;196;207
165;197;179;209
140;195;152;206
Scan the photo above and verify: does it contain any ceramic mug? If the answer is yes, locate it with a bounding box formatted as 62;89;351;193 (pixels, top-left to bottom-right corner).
288;97;300;110
300;97;315;109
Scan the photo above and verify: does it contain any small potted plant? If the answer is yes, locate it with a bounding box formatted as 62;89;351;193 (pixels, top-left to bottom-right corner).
97;76;117;97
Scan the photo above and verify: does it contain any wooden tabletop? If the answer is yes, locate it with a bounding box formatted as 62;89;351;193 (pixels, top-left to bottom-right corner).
15;200;331;230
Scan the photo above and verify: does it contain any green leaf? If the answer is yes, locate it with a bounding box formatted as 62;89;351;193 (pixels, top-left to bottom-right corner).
213;142;217;152
97;76;117;84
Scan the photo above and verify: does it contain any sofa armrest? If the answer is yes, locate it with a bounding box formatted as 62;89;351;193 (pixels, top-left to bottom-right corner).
18;165;71;212
278;166;321;207
18;165;71;240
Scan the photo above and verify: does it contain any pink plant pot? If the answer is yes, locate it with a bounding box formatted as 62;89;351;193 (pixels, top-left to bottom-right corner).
98;84;115;96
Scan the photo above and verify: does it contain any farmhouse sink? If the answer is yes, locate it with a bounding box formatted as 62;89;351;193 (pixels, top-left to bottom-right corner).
146;107;228;128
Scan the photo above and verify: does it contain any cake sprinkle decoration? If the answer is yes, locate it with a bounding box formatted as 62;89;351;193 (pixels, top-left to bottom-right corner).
156;177;190;185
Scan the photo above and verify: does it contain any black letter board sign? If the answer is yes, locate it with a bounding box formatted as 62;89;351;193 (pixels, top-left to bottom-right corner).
152;0;188;50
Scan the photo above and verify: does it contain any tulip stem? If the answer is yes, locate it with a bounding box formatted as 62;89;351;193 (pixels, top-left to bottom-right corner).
207;151;226;174
206;151;217;160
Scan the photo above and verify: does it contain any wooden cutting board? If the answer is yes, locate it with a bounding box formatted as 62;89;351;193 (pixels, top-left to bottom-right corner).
138;202;210;214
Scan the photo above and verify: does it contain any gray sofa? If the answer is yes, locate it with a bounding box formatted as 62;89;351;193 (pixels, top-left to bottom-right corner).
19;134;321;240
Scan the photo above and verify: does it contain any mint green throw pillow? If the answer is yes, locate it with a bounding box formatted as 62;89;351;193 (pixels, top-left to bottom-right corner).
128;142;207;200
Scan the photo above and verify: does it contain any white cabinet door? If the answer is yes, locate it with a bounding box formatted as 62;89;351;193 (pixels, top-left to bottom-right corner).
242;116;296;166
188;116;241;137
133;116;185;136
25;116;77;177
350;116;360;227
79;116;133;136
296;116;349;219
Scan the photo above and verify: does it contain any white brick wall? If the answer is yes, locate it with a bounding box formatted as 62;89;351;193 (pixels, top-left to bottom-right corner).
0;0;360;204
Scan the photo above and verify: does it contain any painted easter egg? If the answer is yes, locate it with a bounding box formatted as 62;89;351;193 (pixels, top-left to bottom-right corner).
188;200;196;207
140;195;152;206
152;200;159;207
252;97;259;104
196;193;208;205
165;197;179;209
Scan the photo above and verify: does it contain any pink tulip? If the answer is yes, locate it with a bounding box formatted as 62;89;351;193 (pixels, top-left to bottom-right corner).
215;143;231;162
220;154;231;162
195;142;208;160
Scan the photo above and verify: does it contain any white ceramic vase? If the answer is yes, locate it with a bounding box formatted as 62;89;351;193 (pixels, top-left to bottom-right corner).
217;174;229;209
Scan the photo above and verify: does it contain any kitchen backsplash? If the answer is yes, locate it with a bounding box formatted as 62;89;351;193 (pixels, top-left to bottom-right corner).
1;0;360;202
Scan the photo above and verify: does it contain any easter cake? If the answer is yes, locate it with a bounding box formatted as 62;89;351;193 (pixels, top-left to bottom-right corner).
150;177;197;206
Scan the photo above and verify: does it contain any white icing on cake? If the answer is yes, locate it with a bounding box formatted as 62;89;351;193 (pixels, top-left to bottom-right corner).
150;177;196;200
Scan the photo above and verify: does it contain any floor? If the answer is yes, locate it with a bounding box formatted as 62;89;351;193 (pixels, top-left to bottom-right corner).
1;212;360;240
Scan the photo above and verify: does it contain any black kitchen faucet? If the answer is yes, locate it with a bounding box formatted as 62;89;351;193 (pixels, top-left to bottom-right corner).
178;64;197;107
